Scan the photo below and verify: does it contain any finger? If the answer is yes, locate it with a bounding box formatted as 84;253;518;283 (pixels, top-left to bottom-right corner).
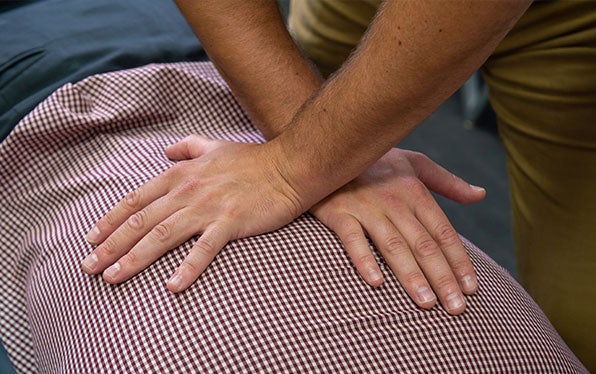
391;205;466;315
165;134;220;160
167;223;232;292
327;213;384;287
85;174;171;245
400;219;465;315
409;152;486;204
414;199;478;296
366;218;437;309
81;193;181;275
101;208;199;284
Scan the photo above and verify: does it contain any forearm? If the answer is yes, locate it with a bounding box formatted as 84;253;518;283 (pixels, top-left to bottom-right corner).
270;0;531;209
173;0;323;139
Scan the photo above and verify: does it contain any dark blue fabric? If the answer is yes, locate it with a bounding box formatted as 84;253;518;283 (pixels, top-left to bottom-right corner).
0;0;206;142
0;341;15;374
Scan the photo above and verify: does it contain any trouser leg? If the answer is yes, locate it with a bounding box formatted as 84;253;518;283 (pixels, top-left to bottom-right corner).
482;2;596;369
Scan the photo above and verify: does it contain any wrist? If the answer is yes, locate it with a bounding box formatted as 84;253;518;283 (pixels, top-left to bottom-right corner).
261;138;319;214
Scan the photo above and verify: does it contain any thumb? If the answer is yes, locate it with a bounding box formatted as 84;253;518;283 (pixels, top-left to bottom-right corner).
410;153;486;204
165;135;221;160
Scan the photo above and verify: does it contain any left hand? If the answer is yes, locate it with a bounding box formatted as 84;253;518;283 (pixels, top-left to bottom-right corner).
81;135;306;292
311;148;486;315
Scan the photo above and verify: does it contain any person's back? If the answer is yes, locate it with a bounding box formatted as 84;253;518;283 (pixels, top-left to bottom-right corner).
0;61;587;372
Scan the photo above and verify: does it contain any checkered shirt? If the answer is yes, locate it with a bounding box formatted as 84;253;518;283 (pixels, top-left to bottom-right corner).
0;62;587;373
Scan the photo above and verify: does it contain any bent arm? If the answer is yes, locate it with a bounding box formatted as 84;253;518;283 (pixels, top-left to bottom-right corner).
269;0;531;208
176;0;530;208
173;0;323;139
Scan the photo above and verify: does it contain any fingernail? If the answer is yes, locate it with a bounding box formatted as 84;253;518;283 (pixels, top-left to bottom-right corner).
461;275;477;293
168;274;183;291
82;253;98;272
103;262;120;279
86;226;101;244
446;293;465;311
417;286;436;304
367;269;383;284
471;185;486;193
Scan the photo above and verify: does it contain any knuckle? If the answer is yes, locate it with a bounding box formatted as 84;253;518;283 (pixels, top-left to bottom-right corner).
402;177;427;197
410;180;428;196
414;237;440;259
177;178;203;196
434;224;459;245
325;196;347;211
329;212;354;229
352;253;375;268
181;257;201;276
317;209;339;228
150;223;172;243
166;162;188;178
193;238;218;258
403;270;427;287
127;210;148;230
99;237;119;257
124;189;142;210
342;230;365;247
451;258;473;274
434;274;458;292
376;190;400;208
162;168;178;182
103;210;117;227
123;250;139;266
382;235;408;256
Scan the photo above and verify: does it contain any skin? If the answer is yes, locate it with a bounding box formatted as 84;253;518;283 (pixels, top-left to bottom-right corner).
81;0;531;315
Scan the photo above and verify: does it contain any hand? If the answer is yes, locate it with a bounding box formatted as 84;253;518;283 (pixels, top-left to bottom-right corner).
81;135;304;292
310;148;486;315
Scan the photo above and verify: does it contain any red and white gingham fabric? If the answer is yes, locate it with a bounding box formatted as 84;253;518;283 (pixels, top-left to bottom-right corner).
0;62;587;373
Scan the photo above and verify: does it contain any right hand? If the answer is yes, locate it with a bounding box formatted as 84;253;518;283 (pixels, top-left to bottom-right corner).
311;148;486;315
